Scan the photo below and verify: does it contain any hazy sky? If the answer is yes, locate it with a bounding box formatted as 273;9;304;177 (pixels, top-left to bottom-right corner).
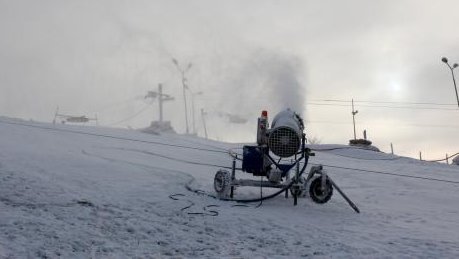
1;0;459;160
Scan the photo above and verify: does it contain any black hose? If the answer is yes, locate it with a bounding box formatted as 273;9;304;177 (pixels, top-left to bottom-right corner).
168;194;219;216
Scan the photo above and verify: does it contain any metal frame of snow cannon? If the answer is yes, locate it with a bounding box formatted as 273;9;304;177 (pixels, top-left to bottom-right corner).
219;134;331;206
214;110;360;213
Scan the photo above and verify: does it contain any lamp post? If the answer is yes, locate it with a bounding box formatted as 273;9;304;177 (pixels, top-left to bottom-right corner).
441;56;459;108
190;90;203;135
172;58;193;134
201;108;208;139
351;99;358;140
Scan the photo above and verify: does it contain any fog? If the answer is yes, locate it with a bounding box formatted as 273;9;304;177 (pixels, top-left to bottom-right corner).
1;0;459;159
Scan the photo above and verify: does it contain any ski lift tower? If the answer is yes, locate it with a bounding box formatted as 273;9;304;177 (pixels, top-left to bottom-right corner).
145;83;175;122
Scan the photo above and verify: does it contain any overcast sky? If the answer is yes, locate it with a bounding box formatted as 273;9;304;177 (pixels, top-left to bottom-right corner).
1;0;458;160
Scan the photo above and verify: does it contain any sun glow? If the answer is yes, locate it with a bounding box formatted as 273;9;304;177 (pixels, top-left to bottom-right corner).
390;82;401;93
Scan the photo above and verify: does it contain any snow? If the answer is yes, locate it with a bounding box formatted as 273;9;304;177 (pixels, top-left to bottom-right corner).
140;121;176;135
1;117;459;258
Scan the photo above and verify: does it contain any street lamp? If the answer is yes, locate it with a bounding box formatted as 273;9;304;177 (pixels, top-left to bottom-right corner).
201;108;208;139
441;56;459;108
351;99;358;140
172;58;193;134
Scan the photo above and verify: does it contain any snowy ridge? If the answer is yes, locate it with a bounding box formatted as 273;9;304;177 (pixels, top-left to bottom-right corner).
1;117;459;258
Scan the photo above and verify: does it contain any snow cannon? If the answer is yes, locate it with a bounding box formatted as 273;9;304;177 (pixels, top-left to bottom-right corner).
214;109;361;213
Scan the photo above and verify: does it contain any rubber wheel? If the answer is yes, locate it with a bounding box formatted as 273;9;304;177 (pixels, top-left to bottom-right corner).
309;177;333;204
214;170;231;199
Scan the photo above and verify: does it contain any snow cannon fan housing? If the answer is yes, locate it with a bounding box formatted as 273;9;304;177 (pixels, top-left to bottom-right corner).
242;109;305;176
267;110;304;158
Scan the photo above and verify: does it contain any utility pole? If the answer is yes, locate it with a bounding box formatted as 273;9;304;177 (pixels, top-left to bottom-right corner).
201;108;208;139
351;99;359;140
172;58;192;134
53;106;59;124
145;83;174;122
159;85;163;121
192;95;196;134
190;90;203;135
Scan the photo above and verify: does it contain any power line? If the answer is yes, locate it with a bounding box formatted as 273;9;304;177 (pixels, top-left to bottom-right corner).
309;162;459;185
105;103;153;126
305;120;459;129
0;119;228;154
106;147;237;170
95;144;459;186
314;151;401;161
310;146;459;164
230;148;459;186
306;102;458;111
312;99;457;107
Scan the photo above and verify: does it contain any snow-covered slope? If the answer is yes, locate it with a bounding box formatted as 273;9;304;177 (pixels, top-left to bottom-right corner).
1;117;459;258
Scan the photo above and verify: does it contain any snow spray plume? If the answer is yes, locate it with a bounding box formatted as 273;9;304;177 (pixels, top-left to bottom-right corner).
215;49;306;119
256;51;306;115
208;49;306;142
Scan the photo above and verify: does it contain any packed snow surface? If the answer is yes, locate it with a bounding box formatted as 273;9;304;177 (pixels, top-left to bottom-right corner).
1;117;459;258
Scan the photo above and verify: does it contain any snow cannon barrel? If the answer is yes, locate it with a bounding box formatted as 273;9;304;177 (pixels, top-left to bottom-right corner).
268;109;304;158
